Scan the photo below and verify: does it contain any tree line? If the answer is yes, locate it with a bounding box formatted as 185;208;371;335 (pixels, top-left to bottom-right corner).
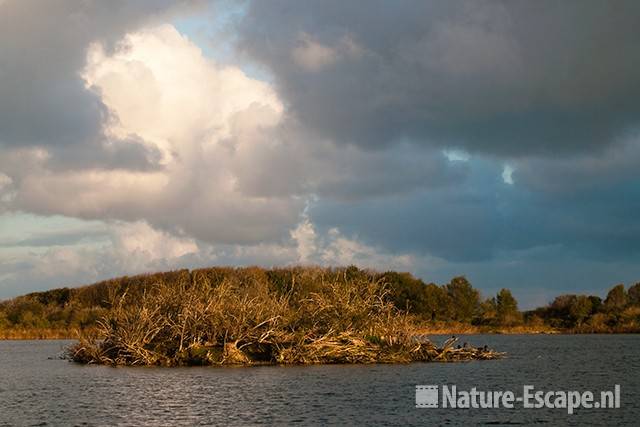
1;266;639;336
381;270;640;332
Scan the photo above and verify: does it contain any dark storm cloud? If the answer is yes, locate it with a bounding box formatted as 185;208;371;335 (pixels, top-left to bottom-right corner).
235;0;640;291
513;134;640;194
310;157;640;264
311;159;512;263
228;121;468;201
237;0;640;156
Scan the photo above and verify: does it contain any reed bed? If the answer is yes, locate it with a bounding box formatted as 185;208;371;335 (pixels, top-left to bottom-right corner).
69;267;503;366
0;328;76;340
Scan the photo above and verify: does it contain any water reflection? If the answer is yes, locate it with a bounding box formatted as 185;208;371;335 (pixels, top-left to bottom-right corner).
0;335;638;426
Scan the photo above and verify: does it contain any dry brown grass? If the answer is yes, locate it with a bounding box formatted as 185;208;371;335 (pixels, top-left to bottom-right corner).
0;328;77;340
68;267;504;366
414;321;558;335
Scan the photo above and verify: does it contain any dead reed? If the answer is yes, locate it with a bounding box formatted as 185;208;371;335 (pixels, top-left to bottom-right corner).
68;267;503;366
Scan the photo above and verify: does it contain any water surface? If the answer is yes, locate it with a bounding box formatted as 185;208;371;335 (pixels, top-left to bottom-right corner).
1;335;638;426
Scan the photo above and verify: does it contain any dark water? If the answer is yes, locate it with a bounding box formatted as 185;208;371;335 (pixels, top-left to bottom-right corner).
0;335;638;426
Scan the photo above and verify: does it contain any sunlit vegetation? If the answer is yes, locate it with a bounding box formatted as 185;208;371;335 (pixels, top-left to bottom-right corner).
1;266;638;350
0;285;109;339
528;282;640;333
66;267;504;365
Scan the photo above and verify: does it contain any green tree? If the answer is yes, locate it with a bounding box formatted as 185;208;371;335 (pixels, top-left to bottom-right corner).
548;295;577;328
569;295;592;326
588;295;603;314
423;283;450;321
628;283;640;306
478;297;497;324
496;288;520;325
445;276;480;322
381;271;427;314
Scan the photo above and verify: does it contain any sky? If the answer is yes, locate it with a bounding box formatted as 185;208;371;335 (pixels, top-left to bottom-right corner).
1;0;639;308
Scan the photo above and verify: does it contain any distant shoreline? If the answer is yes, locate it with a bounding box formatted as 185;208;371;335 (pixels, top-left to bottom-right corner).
2;266;639;363
5;327;640;341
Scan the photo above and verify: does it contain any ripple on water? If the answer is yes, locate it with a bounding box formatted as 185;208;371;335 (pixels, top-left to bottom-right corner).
0;336;638;426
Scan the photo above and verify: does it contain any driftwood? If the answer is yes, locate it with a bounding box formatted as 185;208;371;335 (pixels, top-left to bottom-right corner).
70;333;504;366
412;336;505;362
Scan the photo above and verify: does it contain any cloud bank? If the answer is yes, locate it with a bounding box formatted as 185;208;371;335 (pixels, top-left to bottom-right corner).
1;0;640;305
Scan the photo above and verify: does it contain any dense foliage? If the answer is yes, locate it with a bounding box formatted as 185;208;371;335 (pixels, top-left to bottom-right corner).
528;282;640;332
1;267;639;340
62;267;504;366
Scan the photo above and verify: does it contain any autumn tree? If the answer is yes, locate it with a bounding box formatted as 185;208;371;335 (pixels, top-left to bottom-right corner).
604;284;627;312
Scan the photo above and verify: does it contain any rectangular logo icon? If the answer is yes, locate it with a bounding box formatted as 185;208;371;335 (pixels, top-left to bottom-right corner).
416;385;439;408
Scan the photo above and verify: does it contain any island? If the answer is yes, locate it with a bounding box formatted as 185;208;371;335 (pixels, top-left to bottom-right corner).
1;266;638;366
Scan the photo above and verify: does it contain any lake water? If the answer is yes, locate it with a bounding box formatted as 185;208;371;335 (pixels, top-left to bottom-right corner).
0;335;638;426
